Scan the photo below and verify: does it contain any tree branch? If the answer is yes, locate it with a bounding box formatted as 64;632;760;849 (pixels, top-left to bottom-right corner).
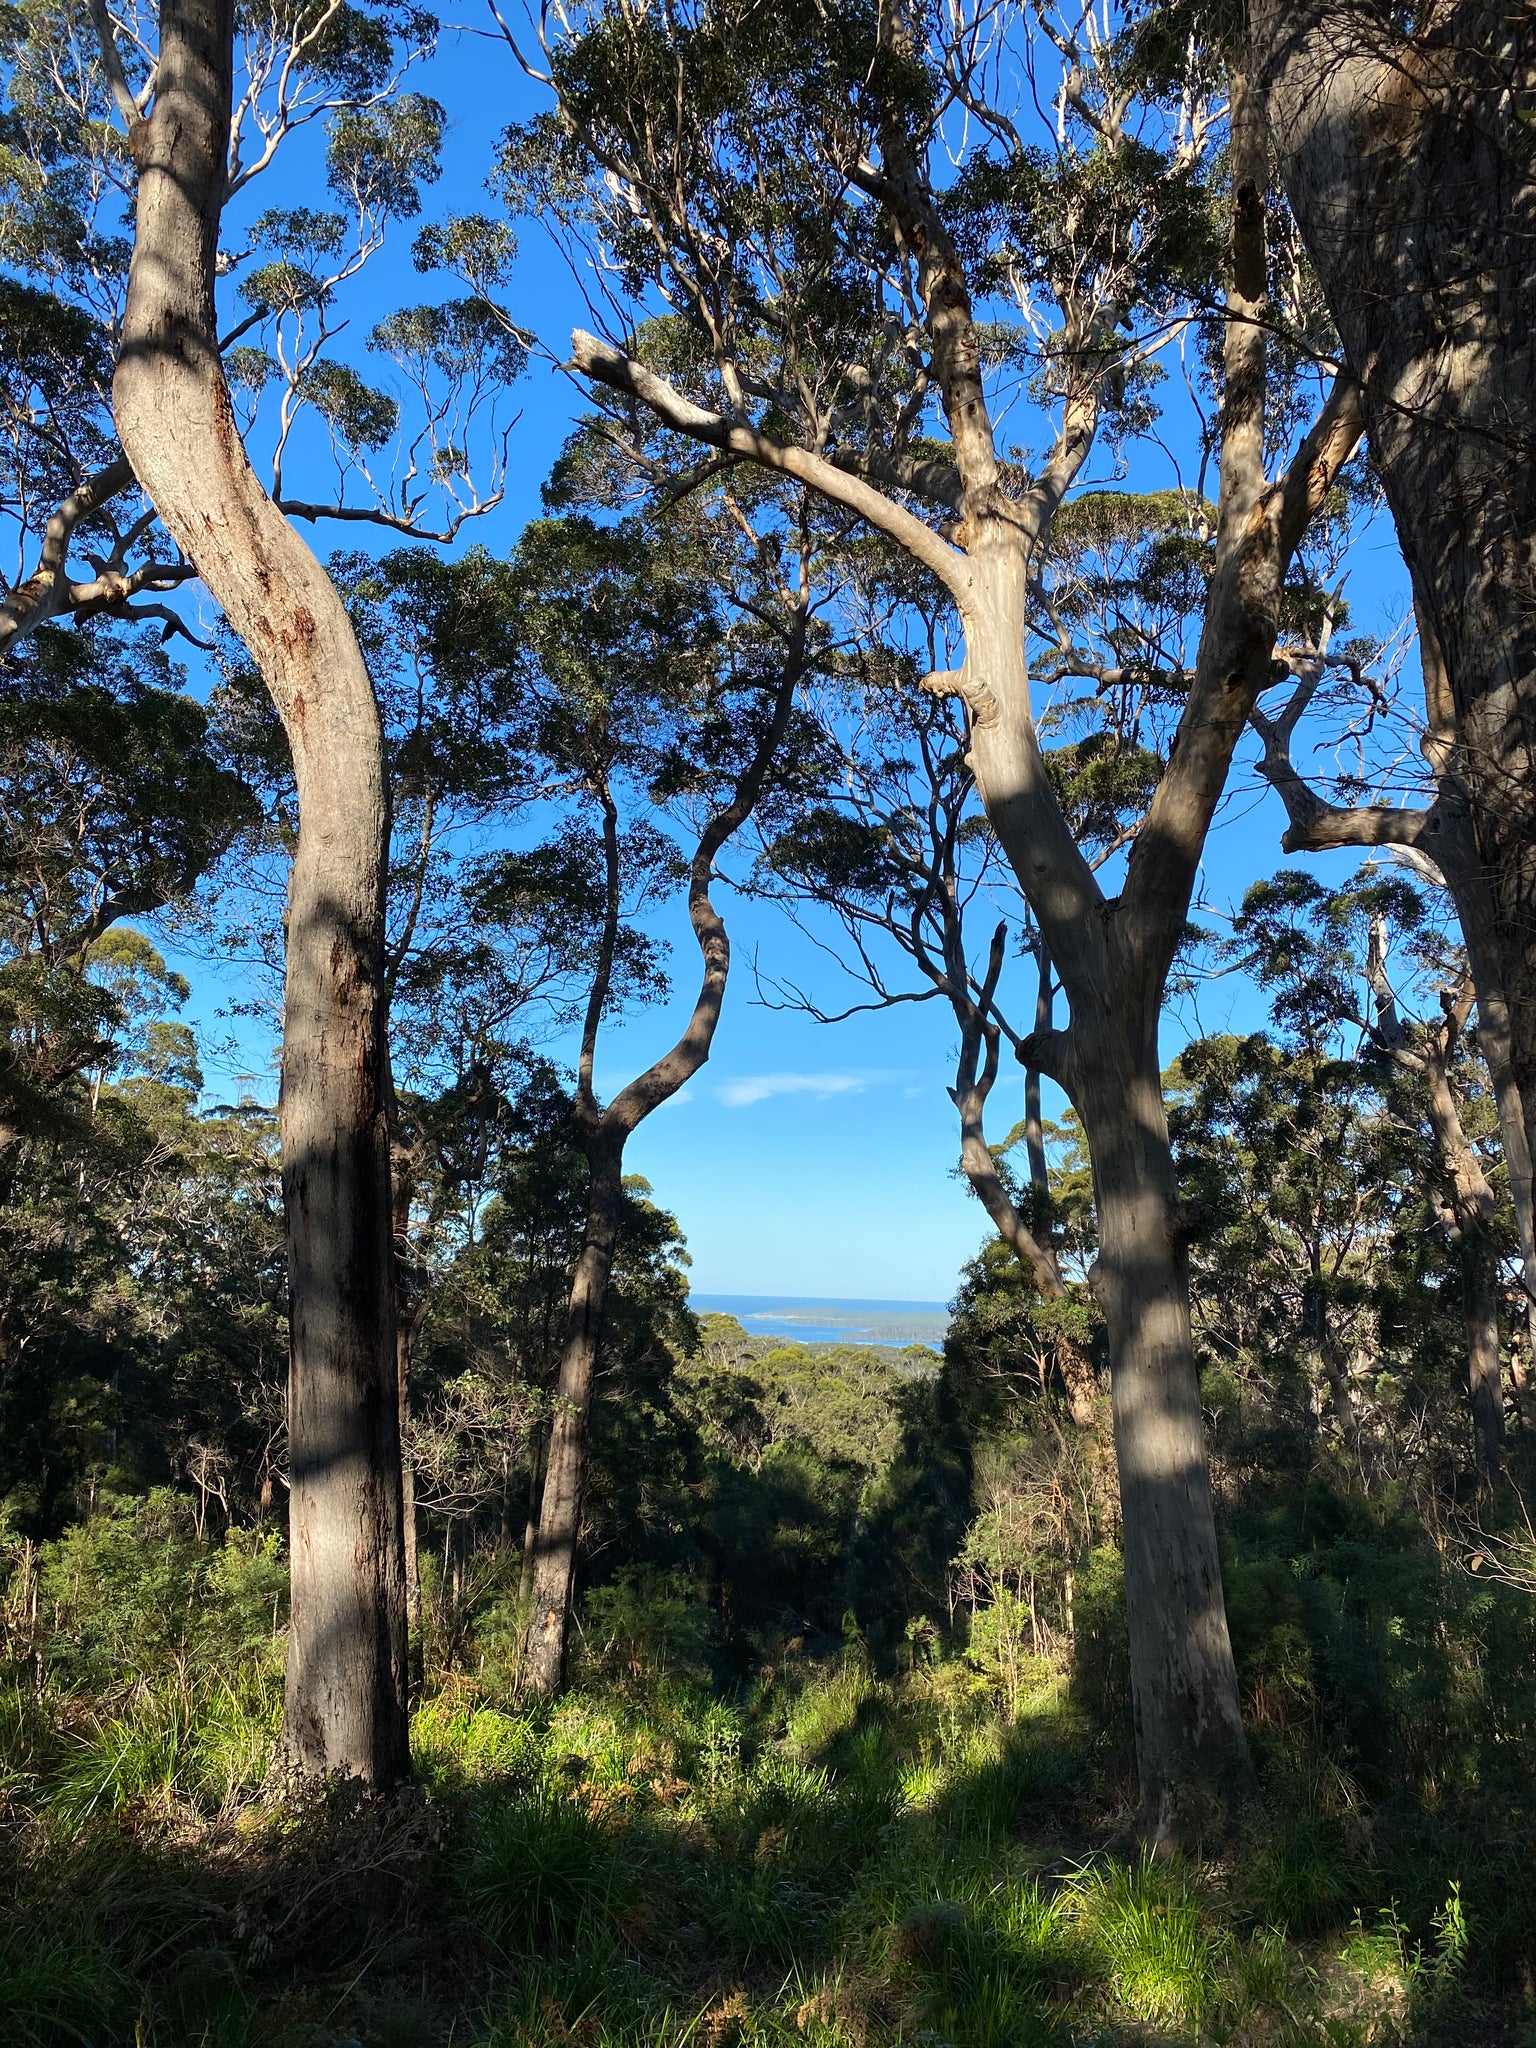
1250;690;1433;856
0;456;136;657
568;333;972;603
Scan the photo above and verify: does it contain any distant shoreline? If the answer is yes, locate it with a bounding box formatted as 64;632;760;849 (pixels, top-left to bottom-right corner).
691;1292;950;1350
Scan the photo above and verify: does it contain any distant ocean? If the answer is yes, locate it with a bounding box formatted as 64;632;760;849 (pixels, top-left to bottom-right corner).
690;1293;950;1350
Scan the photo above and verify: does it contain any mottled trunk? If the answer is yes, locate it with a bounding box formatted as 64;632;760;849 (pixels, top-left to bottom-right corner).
1463;1230;1505;1485
1253;2;1536;1179
110;0;407;1780
1076;1027;1252;1843
522;1141;624;1697
967;559;1253;1840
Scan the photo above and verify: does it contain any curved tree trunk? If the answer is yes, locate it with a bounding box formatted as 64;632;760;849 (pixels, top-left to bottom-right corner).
110;0;407;1781
520;608;806;1697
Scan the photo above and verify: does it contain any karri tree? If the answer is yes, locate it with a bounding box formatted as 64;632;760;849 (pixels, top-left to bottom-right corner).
507;0;1360;1832
759;492;1219;1428
213;541;605;1651
69;0;522;1779
1247;0;1536;1203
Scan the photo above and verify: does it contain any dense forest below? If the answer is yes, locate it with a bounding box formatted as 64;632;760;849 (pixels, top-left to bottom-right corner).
3;0;1536;2041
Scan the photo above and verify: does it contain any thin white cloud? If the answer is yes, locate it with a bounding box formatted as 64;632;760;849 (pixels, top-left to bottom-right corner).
715;1069;901;1108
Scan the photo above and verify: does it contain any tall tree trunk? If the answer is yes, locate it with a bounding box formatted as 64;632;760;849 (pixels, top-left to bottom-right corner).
1412;597;1536;1356
520;609;805;1698
109;0;407;1781
1251;1;1536;1180
522;1141;623;1697
1074;1026;1251;1841
398;1319;421;1648
1462;1231;1505;1486
518;1427;545;1610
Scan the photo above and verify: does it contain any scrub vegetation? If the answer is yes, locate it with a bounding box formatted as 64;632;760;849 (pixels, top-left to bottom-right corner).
2;0;1535;2039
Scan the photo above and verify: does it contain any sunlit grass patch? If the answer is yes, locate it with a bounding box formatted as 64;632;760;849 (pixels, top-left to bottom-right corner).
970;1872;1089;1993
412;1696;545;1790
783;1665;882;1763
898;1758;944;1811
42;1670;277;1829
1072;1854;1223;2028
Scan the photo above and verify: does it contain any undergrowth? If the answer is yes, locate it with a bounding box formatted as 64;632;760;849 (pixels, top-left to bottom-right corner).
0;1498;1529;2043
0;1651;1526;2046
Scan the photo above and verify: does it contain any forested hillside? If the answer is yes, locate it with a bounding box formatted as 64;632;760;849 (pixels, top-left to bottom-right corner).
1;0;1535;2042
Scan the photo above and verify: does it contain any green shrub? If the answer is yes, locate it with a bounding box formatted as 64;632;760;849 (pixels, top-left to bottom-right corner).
32;1495;285;1695
573;1568;719;1692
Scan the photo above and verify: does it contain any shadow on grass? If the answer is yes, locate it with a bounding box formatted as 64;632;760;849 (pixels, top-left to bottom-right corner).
0;1669;1532;2046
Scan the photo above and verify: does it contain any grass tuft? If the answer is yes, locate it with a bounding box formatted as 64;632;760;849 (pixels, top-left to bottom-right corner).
1075;1853;1222;2027
462;1785;641;1952
0;1922;125;2046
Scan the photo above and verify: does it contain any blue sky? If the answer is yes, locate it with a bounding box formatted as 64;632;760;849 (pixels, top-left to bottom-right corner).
165;23;1416;1303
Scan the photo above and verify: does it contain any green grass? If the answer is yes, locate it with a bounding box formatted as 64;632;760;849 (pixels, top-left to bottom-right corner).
0;1651;1519;2046
1074;1854;1222;2027
0;1922;125;2046
462;1784;642;1951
